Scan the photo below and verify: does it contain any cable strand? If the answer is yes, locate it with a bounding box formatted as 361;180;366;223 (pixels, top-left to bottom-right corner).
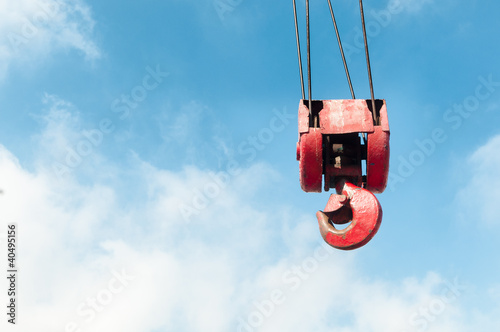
359;0;377;123
292;0;305;100
306;0;313;123
327;0;355;99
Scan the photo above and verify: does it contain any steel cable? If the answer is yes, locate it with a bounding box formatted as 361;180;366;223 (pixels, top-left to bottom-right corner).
359;0;377;123
306;0;313;123
327;0;355;99
292;0;305;100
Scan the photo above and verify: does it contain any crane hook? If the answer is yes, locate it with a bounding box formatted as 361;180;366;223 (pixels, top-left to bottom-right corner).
316;180;382;250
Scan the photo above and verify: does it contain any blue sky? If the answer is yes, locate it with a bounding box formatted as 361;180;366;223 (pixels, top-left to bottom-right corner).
1;0;500;331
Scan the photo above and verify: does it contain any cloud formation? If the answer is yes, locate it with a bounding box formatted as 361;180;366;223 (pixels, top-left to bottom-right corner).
0;0;100;78
455;134;500;227
1;94;488;332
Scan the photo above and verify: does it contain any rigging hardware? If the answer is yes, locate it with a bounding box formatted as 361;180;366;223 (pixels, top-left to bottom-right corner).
294;0;390;250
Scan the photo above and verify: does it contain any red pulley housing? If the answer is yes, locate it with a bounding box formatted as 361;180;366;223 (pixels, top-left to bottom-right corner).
297;99;389;193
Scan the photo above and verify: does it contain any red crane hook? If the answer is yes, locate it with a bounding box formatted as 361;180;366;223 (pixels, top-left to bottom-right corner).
316;180;382;250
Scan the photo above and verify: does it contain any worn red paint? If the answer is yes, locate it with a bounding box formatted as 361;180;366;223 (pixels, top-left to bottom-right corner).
320;99;374;134
317;182;382;250
296;98;390;250
366;126;390;193
298;128;322;192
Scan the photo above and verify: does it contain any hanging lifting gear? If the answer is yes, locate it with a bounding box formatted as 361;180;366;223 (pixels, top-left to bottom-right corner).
293;0;390;250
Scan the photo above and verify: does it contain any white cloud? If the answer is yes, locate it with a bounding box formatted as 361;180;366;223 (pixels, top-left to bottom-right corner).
455;135;500;227
0;0;100;79
0;95;496;332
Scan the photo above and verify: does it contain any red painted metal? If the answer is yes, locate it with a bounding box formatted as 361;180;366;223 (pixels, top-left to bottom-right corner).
296;98;389;249
297;99;377;134
320;99;374;134
299;128;323;192
298;101;310;134
366;126;390;193
366;100;390;193
376;100;390;132
316;181;382;250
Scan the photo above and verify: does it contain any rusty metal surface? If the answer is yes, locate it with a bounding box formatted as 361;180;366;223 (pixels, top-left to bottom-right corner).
317;181;382;250
299;128;323;192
